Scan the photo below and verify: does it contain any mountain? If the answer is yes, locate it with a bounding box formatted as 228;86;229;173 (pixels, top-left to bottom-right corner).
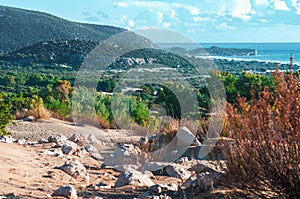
0;5;153;53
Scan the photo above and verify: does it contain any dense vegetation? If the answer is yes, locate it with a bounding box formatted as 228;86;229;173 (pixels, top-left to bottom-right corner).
224;70;300;198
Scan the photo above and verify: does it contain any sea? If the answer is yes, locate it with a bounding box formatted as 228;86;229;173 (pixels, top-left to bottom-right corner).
157;43;300;65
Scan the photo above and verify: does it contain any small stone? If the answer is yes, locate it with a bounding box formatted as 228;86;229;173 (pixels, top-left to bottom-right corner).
17;139;27;145
97;182;112;189
38;139;48;144
23;116;35;122
68;134;83;143
52;185;77;199
149;183;178;194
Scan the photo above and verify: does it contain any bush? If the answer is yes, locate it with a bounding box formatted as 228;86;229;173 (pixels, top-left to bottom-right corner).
29;95;52;120
224;71;300;198
0;93;13;136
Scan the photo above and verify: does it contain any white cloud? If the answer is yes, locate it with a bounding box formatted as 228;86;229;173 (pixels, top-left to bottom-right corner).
231;0;255;21
216;22;236;30
260;18;269;23
193;16;211;23
128;19;135;27
188;6;201;15
163;22;171;28
272;0;290;11
121;14;127;22
113;2;128;8
292;0;300;14
157;11;164;23
254;0;270;6
169;10;177;18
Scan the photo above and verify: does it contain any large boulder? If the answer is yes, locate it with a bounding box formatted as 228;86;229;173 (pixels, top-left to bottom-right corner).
52;185;77;199
58;159;90;182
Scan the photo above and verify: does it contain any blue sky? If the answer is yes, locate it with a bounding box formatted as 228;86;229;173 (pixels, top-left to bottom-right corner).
1;0;300;42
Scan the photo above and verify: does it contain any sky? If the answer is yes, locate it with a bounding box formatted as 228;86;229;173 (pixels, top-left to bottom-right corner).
1;0;300;42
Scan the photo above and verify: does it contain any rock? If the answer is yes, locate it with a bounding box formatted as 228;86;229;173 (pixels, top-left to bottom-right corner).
48;134;67;146
104;144;142;170
90;152;103;160
87;134;98;144
175;157;189;164
62;141;87;157
96;182;112;189
43;149;64;157
58;158;90;181
115;169;155;188
196;172;216;191
61;141;78;154
137;193;172;199
23;116;35;122
0;136;15;144
68;134;83;143
165;165;191;180
52;185;77;199
17;139;27;145
149;183;178;194
38;139;48;144
84;145;98;153
176;127;199;147
181;175;198;189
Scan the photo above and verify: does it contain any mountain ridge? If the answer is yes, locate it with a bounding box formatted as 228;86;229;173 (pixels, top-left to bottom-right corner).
0;5;153;53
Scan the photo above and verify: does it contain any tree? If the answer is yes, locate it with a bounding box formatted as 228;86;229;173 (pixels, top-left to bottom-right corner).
0;93;13;136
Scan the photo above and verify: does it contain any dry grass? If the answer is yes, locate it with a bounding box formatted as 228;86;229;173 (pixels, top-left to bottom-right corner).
29;105;52;120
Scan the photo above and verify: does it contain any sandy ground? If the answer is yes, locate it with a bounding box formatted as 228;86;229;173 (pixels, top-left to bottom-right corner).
0;119;242;199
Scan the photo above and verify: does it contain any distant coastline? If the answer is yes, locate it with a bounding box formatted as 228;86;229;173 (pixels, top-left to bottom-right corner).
158;42;300;65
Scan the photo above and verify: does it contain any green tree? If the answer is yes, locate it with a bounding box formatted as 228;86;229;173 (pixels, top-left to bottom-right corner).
0;93;13;136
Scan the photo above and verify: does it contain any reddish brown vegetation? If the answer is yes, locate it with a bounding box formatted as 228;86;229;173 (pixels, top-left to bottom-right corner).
224;70;300;198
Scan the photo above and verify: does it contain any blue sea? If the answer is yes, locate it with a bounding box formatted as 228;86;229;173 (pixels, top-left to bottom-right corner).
158;43;300;65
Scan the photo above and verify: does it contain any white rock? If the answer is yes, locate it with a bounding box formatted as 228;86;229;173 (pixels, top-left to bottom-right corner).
58;159;90;182
52;185;77;199
84;145;98;153
115;169;155;188
17;139;27;145
48;134;67;146
0;136;15;144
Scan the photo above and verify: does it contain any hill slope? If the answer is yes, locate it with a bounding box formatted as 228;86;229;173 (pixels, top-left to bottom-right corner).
0;5;153;53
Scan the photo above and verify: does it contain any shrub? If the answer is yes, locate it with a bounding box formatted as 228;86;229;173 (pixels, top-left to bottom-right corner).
0;93;13;136
224;70;300;198
29;95;52;120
